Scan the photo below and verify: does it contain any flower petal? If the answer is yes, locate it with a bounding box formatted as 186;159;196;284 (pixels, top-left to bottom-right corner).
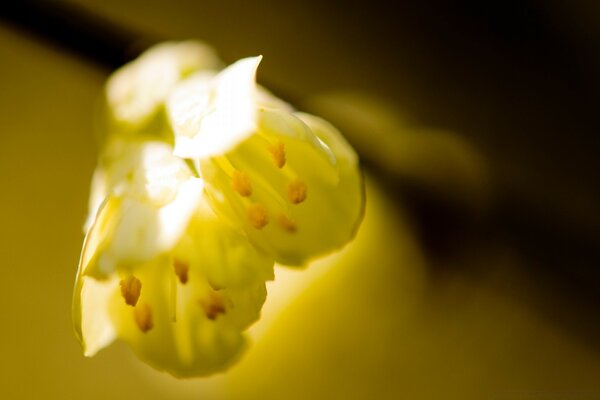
169;56;262;159
175;198;275;290
73;228;120;356
106;41;222;130
83;142;203;278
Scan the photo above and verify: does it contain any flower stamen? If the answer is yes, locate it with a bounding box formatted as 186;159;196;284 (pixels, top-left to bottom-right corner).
267;141;286;168
278;214;297;233
246;203;269;229
120;276;142;306
173;258;190;284
287;180;307;204
231;170;252;197
134;303;154;333
200;291;227;321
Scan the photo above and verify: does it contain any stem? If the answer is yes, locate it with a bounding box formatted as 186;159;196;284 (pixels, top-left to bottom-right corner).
0;0;154;70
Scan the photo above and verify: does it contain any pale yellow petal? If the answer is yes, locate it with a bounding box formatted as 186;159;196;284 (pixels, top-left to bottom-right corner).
106;41;222;129
169;56;262;158
73;256;119;357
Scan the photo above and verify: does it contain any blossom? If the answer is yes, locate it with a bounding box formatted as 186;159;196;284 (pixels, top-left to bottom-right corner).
74;42;364;377
74;140;274;377
167;57;364;266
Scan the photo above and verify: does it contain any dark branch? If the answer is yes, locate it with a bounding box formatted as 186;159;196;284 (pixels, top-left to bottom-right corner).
0;0;155;70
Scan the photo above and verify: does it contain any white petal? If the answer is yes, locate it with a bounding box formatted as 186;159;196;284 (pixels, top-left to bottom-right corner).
156;177;204;250
99;177;203;275
106;41;221;127
169;56;262;158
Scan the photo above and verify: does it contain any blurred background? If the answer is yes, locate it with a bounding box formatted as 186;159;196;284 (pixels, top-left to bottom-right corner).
0;0;599;398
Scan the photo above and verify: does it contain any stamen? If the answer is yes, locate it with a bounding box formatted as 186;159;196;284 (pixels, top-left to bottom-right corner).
247;203;269;229
278;214;297;233
173;258;190;284
200;291;227;321
287;180;307;204
134;303;154;333
268;142;286;168
120;275;142;306
231;170;252;197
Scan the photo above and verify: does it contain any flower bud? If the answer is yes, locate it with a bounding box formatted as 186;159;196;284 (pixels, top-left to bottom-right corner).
75;171;274;377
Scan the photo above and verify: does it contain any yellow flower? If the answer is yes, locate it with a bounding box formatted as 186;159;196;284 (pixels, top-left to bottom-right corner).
75;44;364;377
167;57;364;266
74;140;274;377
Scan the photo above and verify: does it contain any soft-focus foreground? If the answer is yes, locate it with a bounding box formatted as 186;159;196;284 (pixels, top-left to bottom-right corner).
74;42;364;377
1;2;600;399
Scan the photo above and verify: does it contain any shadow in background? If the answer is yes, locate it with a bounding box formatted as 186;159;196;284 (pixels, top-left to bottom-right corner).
308;0;600;351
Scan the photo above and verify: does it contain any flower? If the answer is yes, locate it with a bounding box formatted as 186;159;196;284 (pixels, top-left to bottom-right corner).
74;140;274;377
166;57;364;266
74;42;364;377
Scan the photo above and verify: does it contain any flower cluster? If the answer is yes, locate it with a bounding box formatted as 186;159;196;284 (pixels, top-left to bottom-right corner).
73;41;364;377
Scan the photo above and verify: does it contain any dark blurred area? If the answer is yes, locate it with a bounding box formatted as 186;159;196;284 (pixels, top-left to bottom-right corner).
0;0;598;398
